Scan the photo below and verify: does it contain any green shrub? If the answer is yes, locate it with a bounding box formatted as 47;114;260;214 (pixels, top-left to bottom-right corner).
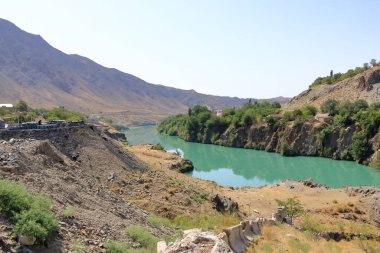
280;141;290;156
126;226;159;249
148;214;172;228
62;205;77;218
352;132;371;162
151;143;164;151
0;180;58;243
13;203;58;242
0;180;31;216
104;240;130;253
275;197;303;225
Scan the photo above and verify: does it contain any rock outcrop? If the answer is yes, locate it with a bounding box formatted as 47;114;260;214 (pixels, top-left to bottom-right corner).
211;194;239;213
215;121;369;162
163;229;233;253
286;66;380;110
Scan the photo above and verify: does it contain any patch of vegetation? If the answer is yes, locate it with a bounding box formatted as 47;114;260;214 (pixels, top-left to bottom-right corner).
309;59;379;87
126;225;159;249
158;101;281;143
0;180;58;243
6;100;85;124
173;213;240;232
275;197;303;225
70;240;86;253
352;132;371;162
280;141;290;156
62;205;77;218
151;143;164;151
148;214;172;228
288;239;311;253
300;214;326;233
104;240;131;253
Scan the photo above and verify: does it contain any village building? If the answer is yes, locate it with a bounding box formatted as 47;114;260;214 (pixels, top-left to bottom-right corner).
0;104;13;108
315;113;332;123
0;104;14;114
268;113;283;119
263;113;283;121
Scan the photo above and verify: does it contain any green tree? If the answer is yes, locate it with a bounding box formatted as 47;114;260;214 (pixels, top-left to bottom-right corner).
0;108;6;116
272;101;281;108
320;99;339;116
15;100;29;112
370;59;377;67
302;105;318;116
275;197;303;225
352;132;371;162
363;63;370;69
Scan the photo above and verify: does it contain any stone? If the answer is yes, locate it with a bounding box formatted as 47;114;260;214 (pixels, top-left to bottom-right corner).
211;194;238;213
164;230;233;253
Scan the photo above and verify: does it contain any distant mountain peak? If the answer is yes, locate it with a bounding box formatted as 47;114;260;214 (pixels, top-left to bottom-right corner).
0;18;289;124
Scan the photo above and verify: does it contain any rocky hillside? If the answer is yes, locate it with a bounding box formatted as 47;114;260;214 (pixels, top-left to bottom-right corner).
286;66;380;110
0;18;288;124
0;126;219;252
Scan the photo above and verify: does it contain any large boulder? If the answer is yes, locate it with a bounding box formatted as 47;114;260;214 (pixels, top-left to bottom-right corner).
164;230;233;253
211;194;238;213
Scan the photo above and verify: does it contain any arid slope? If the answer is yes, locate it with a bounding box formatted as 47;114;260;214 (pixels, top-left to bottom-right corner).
286;66;380;110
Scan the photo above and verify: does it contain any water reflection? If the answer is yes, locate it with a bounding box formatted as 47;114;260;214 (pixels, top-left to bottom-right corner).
125;126;380;188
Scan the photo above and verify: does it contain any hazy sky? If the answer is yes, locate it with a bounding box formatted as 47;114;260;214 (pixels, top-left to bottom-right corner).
1;1;379;99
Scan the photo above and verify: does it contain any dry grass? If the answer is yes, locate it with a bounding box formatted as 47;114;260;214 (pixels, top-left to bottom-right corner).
248;224;379;253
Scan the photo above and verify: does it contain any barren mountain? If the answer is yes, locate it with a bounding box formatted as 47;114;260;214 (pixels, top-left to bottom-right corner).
286;66;380;110
0;18;288;123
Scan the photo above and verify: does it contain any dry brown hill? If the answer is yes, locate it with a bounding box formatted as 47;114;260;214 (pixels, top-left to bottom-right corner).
0;18;288;123
286;66;380;110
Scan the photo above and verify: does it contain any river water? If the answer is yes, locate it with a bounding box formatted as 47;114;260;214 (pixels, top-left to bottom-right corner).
124;126;380;188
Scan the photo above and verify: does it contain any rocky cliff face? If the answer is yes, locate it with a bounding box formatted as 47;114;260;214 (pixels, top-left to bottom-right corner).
215;121;374;163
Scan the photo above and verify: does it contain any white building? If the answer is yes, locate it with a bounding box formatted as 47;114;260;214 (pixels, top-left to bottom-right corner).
0;104;14;108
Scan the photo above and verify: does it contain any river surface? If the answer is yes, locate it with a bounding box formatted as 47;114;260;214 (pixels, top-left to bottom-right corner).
124;126;380;188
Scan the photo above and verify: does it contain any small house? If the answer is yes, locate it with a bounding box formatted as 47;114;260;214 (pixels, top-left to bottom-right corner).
268;113;284;119
315;114;332;123
263;113;283;123
0;104;13;108
215;110;223;117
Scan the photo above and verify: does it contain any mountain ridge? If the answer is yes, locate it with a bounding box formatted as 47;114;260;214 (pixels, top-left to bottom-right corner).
0;18;288;124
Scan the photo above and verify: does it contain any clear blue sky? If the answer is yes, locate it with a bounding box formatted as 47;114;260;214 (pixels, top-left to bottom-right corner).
1;1;379;99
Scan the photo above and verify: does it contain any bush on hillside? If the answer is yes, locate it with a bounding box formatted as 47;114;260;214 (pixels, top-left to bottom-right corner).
0;180;58;243
352;132;371;162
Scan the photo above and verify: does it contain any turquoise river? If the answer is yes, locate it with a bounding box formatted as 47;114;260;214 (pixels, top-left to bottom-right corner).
124;126;380;188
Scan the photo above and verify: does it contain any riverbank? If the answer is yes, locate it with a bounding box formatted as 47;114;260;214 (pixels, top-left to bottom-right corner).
0;124;378;252
158;101;380;169
128;144;380;252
